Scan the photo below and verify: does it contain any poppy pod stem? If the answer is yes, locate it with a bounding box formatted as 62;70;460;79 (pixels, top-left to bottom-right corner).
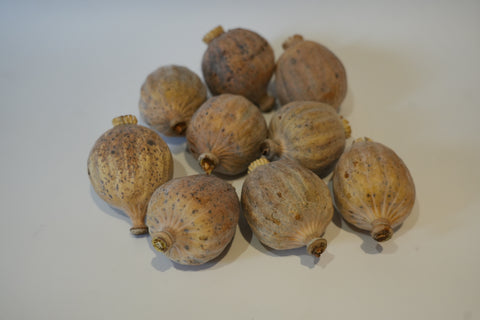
130;223;148;235
247;157;269;174
370;218;393;242
199;153;219;175
172;121;187;135
341;117;352;139
306;238;327;257
112;115;138;127
282;34;304;50
261;139;282;160
258;95;275;112
151;231;174;252
203;25;225;44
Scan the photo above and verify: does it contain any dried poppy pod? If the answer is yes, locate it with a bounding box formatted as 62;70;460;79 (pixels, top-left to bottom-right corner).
201;25;276;112
241;158;333;257
275;34;347;111
262;101;351;177
87;115;174;235
139;65;207;136
146;174;240;265
332;137;416;242
186;94;267;176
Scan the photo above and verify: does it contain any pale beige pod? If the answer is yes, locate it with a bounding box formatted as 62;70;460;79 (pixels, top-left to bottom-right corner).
275;34;347;111
87;115;174;235
201;26;276;112
262;101;351;177
139;65;207;136
186;94;267;175
241;158;333;257
146;174;240;265
332;137;416;242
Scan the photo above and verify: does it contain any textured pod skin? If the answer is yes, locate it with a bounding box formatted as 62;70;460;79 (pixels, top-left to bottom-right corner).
275;35;347;111
146;175;240;265
202;26;276;112
263;101;350;177
87;115;174;235
332;138;416;242
139;65;207;136
241;159;333;257
186;94;267;175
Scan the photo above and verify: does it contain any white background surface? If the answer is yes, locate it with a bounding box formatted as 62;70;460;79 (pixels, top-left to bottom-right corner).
1;1;479;319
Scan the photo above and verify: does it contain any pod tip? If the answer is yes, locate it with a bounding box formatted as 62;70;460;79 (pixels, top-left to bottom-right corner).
203;25;225;44
282;34;304;50
307;238;327;257
112;115;138;127
248;157;269;174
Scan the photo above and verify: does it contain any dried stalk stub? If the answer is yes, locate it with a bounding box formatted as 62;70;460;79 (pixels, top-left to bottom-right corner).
87;115;174;235
241;158;333;257
202;25;276;112
139;65;207;136
332;137;416;242
146;174;240;265
275;34;347;111
186;94;267;176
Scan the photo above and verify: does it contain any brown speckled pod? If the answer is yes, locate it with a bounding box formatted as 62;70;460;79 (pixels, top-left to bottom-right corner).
332;137;416;242
241;158;333;257
146;174;240;265
275;35;347;111
186;94;267;176
201;26;276;112
262;101;351;177
139;65;207;136
87;115;174;235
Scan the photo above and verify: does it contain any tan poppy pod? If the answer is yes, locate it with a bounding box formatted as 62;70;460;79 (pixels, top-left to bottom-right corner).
146;174;240;265
332;137;416;242
139;65;207;136
201;25;276;112
262;101;351;177
241;158;333;257
275;34;347;111
186;94;268;176
87;115;174;235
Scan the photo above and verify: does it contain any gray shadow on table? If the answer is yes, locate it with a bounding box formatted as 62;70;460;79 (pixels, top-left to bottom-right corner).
89;186;149;238
331;199;420;255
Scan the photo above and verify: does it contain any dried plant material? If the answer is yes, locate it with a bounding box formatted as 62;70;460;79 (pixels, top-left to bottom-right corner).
202;26;276;112
332;137;416;242
242;158;333;257
262;101;351;177
146;174;240;265
186;94;267;176
139;65;207;136
275;34;347;111
87;115;173;235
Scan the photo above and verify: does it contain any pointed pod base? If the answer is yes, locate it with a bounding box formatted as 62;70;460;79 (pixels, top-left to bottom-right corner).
258;95;275;112
172;122;187;135
130;226;148;235
261;139;282;160
306;238;327;257
199;153;219;175
152;231;174;252
371;219;393;242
